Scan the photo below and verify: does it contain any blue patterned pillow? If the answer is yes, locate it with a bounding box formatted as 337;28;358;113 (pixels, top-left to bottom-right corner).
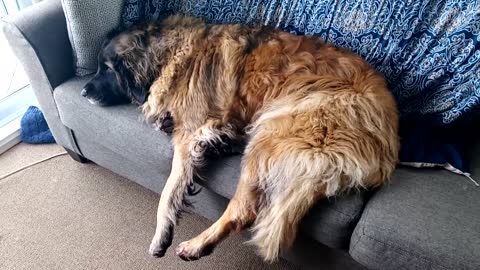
122;0;480;174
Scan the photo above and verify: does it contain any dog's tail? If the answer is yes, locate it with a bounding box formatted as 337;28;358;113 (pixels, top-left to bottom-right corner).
246;143;384;262
246;154;335;262
248;178;322;262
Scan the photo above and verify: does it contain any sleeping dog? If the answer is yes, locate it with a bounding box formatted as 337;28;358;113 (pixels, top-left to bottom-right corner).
82;15;399;262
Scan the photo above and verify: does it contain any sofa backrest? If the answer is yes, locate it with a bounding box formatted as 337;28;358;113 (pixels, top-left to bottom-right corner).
120;0;480;171
123;0;480;127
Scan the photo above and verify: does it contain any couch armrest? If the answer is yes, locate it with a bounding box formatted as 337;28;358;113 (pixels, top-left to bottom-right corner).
2;0;74;88
1;0;80;153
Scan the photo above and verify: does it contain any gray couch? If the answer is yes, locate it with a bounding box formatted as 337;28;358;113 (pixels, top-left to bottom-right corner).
3;1;479;269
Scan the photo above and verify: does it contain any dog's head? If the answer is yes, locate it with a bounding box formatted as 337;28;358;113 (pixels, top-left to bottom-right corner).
81;28;154;106
82;16;205;107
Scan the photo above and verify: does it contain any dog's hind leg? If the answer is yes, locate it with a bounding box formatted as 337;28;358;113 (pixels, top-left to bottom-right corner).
175;161;258;261
240;132;333;262
149;143;194;257
174;121;342;262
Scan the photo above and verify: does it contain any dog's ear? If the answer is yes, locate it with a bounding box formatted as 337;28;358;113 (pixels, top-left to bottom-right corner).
114;58;148;105
130;86;148;105
106;26;125;42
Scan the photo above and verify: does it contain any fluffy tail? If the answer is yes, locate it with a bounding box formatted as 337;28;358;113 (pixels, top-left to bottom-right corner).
245;143;378;262
247;175;323;262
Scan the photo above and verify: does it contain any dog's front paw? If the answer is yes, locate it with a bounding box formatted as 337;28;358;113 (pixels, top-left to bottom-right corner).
175;240;214;261
148;223;174;258
205;135;244;157
152;111;174;134
149;241;167;258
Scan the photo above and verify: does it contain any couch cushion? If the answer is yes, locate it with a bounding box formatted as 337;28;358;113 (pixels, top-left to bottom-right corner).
53;76;368;249
61;0;124;76
349;161;480;269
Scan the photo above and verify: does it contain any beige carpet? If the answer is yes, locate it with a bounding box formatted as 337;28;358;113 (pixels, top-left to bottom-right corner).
0;143;296;270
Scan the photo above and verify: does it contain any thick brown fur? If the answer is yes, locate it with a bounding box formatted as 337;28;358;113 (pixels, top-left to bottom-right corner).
101;15;399;262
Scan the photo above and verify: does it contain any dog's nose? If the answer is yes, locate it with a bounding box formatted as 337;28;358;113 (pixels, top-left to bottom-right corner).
80;88;88;97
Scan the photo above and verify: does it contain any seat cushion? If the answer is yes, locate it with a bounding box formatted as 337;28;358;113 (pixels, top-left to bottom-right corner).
349;160;480;269
54;76;368;249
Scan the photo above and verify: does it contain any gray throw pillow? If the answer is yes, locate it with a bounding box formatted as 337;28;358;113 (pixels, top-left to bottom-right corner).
62;0;124;76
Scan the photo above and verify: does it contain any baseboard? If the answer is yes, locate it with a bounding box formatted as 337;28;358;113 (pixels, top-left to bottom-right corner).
0;117;21;155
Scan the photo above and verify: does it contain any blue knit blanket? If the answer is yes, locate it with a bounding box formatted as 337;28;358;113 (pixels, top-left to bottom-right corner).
122;0;480;173
20;106;55;144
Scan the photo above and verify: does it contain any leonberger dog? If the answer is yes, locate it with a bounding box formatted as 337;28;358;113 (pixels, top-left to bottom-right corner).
82;15;399;262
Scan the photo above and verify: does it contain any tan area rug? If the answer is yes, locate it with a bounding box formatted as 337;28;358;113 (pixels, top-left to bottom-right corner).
0;143;296;270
